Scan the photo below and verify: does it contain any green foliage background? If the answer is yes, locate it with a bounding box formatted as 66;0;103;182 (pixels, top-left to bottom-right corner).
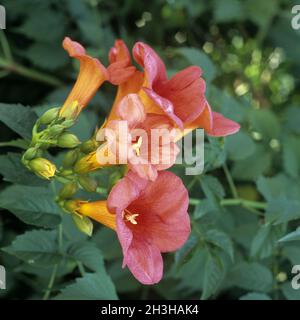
0;0;300;300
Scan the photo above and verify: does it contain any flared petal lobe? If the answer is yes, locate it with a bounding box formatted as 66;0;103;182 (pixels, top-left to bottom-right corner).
108;40;137;85
206;112;241;137
107;40;144;122
107;171;190;284
133;42;207;126
59;37;108;119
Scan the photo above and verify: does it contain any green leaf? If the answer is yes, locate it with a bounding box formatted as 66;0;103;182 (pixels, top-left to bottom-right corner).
225;131;256;161
2;230;61;266
213;0;244;23
66;0;103;46
0;103;37;139
205;229;234;261
201;254;225;300
266;199;300;224
199;175;225;210
228;262;273;292
93;228;122;261
66;241;105;273
232;145;271;181
281;282;300;300
282;245;300;266
257;174;290;201
250;224;284;259
24;43;68;70
283;134;300;178
208;86;247;123
193;199;215;219
175;235;199;269
204;138;226;172
239;292;271;300
244;0;278;29
285;106;300;135
55;273;118;300
279;228;300;243
0;153;46;186
249;109;280;140
16;10;64;43
0;185;61;228
177;47;217;83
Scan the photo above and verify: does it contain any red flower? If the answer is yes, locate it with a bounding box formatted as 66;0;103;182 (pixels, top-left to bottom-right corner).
105;94;179;181
133;42;240;136
107;170;190;285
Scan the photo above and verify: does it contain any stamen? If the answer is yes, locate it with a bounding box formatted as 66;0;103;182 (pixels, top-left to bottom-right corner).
122;209;139;225
132;136;143;157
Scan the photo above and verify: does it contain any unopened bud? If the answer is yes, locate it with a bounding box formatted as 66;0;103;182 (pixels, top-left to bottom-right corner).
59;182;78;199
48;124;65;136
72;214;93;236
39;107;59;125
28;158;56;180
80;139;98;154
62;149;79;168
61;119;75;129
23;147;38;161
78;175;98;192
57;133;81;148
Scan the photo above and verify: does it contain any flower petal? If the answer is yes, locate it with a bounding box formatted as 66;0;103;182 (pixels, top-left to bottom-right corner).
60;37;108;118
108;40;136;85
207;112;241;137
142;88;183;128
107;71;144;122
123;234;163;285
181;102;213;140
129;171;190;252
117;94;146;127
107;171;147;214
133;42;167;87
160;66;207;124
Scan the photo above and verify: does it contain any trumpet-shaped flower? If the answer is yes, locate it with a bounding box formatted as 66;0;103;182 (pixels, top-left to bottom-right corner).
107;170;190;285
132;42;240;136
104;94;179;181
59;37;108;119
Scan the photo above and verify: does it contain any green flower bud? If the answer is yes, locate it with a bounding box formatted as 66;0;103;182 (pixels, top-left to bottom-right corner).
48;124;65;136
28;158;56;180
78;175;98;193
59;182;78;199
61;119;75;129
57;133;81;148
23;147;39;161
62;149;79;168
39;107;60;125
72;214;93;236
80;139;98;154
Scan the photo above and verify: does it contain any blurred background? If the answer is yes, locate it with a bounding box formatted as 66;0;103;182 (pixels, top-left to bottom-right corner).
0;0;300;300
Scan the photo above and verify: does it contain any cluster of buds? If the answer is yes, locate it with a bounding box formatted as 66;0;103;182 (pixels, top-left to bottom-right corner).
22;106;81;179
22;37;240;285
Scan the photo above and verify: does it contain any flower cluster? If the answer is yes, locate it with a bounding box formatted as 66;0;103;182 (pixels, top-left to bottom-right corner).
23;37;240;285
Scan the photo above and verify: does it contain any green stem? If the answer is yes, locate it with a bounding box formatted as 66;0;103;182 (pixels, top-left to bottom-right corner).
0;31;13;61
77;261;86;277
223;163;239;198
0;140;29;149
0;57;63;87
190;197;267;212
42;264;58;300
